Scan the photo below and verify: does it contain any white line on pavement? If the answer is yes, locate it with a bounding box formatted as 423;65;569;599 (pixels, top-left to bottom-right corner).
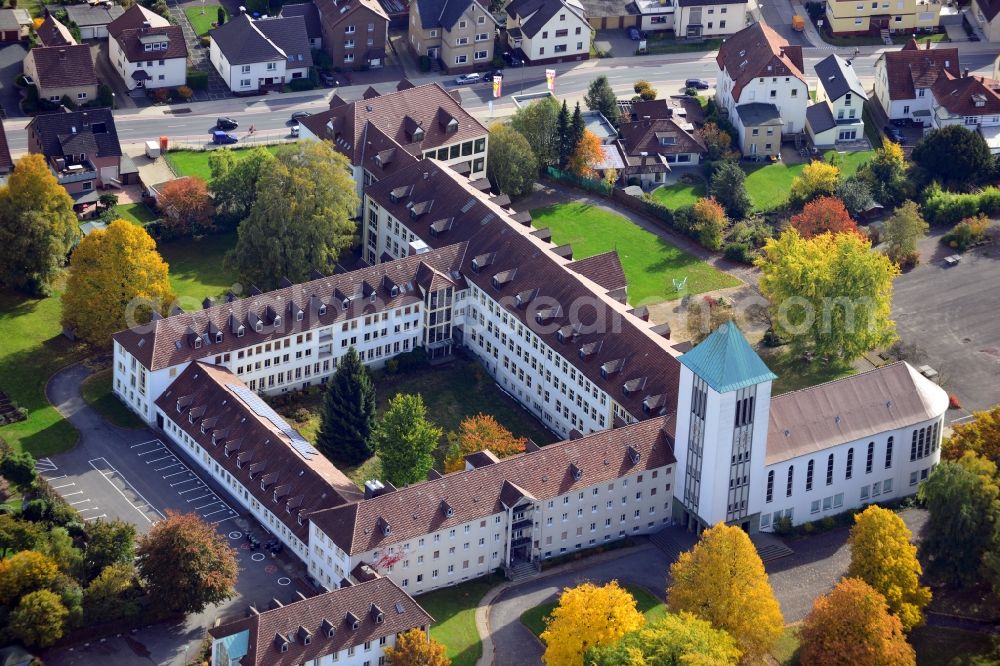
69;499;93;505
171;478;199;487
186;493;213;502
63;491;84;497
77;506;100;512
202;508;228;518
213;515;238;525
87;458;166;523
163;471;187;479
194;502;221;510
136;447;166;456
155;463;183;471
178;486;206;494
131;440;162;448
52;482;76;489
146;455;174;464
44;475;67;482
84;514;108;521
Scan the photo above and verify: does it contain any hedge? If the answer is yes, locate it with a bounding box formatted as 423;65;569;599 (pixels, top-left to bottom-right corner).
921;183;1000;226
186;69;209;91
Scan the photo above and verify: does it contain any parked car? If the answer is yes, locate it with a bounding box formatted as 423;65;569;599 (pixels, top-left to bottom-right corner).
503;51;524;67
290;123;300;138
216;117;238;131
290;110;311;122
484;69;504;81
884;125;904;143
454;73;482;85
628;26;641;40
212;131;238;145
320;71;338;86
685;78;711;90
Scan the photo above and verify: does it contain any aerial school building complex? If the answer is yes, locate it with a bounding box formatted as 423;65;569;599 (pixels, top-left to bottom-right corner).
112;88;947;660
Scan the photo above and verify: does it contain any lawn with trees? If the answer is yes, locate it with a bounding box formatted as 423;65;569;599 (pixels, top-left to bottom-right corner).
743;150;874;210
165;145;283;181
183;5;226;36
530;202;740;304
520;583;666;637
651;181;705;208
415;574;504;666
158;231;240;306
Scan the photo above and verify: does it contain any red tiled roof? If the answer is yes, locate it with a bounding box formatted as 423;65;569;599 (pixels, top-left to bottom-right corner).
114;25;187;62
879;40;960;101
154;363;363;542
716;22;804;101
931;72;1000;117
209;577;432;666
28;45;97;90
36;14;75;46
310;415;677;554
108;3;170;34
565;251;627;294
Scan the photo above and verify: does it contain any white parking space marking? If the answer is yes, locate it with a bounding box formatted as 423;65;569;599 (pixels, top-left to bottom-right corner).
163;470;187;479
137;447;166;456
35;457;58;473
44;474;67;482
155;463;183;472
63;490;84;497
171;478;199;487
84;514;108;521
77;506;101;513
70;499;93;505
131;440;162;448
178;486;206;494
88;457;166;524
187;493;213;502
52;482;76;489
146;455;174;464
194;502;222;510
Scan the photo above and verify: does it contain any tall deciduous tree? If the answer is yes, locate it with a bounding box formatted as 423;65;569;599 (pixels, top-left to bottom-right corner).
208;146;276;224
0;450;37;488
800;578;915;666
912;124;994;187
856;142;911;208
540;581;644;666
487;123;538;199
699;122;737;162
691;197;728;251
372;394;442;487
136;511;238;615
710;159;752;219
511;96;561;169
0;153;79;295
584;611;741;665
82;519;137;582
61;220;175;348
84;561;140;623
583;75;620;127
882;201;928;267
315;347;376;467
945;404;1000;464
0;550;59;605
384;628;451;666
918;453;1000;589
567;129;603;180
226;141;358;290
789;160;840;206
156;176;214;238
0;514;43;559
835;177;876;218
756;229;898;362
443;414;526;473
790;196;858;238
847;505;931;631
9;588;68;648
667;523;784;662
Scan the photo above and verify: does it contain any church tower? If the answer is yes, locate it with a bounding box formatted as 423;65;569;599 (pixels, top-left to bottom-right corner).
671;323;777;533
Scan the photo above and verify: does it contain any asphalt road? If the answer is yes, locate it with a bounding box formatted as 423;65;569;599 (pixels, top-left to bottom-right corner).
4;46;999;155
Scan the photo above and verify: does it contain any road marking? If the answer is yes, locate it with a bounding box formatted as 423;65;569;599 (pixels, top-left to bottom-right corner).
84;514;108;521
137;448;166;457
194;501;221;510
171;478;199;487
187;493;213;502
213;515;238;526
52;482;76;489
162;471;187;479
131;440;161;448
35;457;58;472
69;499;93;505
146;455;174;464
44;474;67;482
155;463;183;471
204;508;229;518
77;506;100;512
178;486;206;494
87;458;166;524
63;491;84;497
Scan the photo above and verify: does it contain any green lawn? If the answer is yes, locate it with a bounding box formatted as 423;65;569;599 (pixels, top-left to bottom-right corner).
416;575;504;666
771;626;801;665
762;348;857;396
651;181;704;209
909;625;1000;665
0;284;87;457
744;150;874;211
520;583;666;638
184;5;226;36
158;232;239;307
530;202;740;305
165;145;284;181
116;203;157;226
641;37;723;56
80;369;145;429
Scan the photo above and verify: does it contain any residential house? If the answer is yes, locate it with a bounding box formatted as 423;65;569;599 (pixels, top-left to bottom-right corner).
208;577;433;666
873;38;959;123
280;2;324;49
35;13;76;47
409;0;498;72
613;113;706;186
108;5;187;92
824;0;942;36
297;81;489;205
673;0;747;37
65;4;125;39
23;45;98;107
315;0;389;70
210;12;313;93
581;0;641;31
506;0;592;65
715;21;807;155
0;8;32;42
972;0;1000;42
26;109;123;213
0;119;13;176
806;54;867;148
929;71;1000;152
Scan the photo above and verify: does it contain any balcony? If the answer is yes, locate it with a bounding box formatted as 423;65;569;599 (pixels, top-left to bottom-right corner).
511;536;532;548
51;158;97;185
512;518;533;531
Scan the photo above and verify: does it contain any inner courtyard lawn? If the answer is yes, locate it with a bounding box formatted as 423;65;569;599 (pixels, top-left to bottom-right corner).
183;5;226;36
744;150;874;211
651;181;705;209
415;574;504;666
530;202;740;305
158;231;240;306
519;583;666;637
116;202;157;226
165;145;284;181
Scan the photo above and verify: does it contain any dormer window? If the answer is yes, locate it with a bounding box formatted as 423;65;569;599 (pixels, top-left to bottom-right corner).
254;321;263;333
319;304;327;315
371;604;384;624
390;285;399;297
369;292;377;304
471;259;481;273
322;619;336;638
342;298;350;310
273;315;282;327
237;325;245;337
628;446;640;465
303;635;311;646
215;332;223;343
570;464;583;481
413;127;424;141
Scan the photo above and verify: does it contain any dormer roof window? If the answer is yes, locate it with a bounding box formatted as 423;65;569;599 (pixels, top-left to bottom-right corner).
569;463;583;481
322;618;336;638
440;499;454;517
346;611;360;630
371;603;385;623
377;516;391;536
627;445;641;465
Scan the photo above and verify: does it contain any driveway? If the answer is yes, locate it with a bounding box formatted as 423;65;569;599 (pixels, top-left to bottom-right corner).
892;228;1000;413
0;43;26;118
42;363;319;666
486;509;929;665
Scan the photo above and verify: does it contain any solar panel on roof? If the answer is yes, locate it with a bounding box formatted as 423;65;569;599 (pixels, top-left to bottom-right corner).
225;384;319;460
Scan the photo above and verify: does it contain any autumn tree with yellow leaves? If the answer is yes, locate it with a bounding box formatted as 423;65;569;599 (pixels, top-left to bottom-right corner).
541;581;644;666
667;523;784;663
789;160;840;206
61;220;175;348
443;414;527;473
944;404;1000;464
800;578;915;666
585;611;741;665
847;505;931;631
567;129;604;180
384;628;450;666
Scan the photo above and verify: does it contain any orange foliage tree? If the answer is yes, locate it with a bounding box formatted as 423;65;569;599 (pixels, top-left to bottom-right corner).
789;196;858;238
567;129;603;180
156;176;214;238
444;414;526;473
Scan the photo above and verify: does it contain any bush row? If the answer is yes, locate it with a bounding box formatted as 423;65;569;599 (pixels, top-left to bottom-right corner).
921;183;1000;226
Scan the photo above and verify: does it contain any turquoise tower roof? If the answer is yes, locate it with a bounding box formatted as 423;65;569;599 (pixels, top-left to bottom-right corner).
679;322;777;393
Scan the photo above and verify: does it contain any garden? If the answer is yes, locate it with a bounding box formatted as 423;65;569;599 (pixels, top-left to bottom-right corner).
743;149;874;211
184;4;227;37
415;574;504;666
165;145;286;181
519;583;666;637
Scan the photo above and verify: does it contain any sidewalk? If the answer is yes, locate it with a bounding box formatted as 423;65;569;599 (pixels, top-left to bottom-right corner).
473;542;658;666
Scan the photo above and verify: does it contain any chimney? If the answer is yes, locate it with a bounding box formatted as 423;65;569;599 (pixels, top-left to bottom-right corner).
965;68;970;78
58;48;66;60
141;20;150;32
925;40;931;50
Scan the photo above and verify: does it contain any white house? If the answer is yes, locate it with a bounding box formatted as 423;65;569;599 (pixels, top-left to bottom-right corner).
929;71;1000;153
715;21;808;153
209;12;313;93
873;38;960;124
674;0;748;37
107;5;187;92
506;0;592;65
806;54;867;148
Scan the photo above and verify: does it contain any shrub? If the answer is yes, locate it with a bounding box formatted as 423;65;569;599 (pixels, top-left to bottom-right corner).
633;79;651;94
773;515;793;536
820;516;837;530
949;394;962;410
176;85;193;99
723;241;755;264
97;84;114;108
60;95;77;111
152;88;169;103
941;213;990;251
922;183;1000;226
186;69;208;90
288;78;315;92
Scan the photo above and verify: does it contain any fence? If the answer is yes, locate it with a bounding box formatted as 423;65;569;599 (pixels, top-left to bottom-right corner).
545;166;613;196
164;129;301;151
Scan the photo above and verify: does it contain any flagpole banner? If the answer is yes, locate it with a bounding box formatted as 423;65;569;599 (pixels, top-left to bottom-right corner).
493;75;502;98
545;69;556;91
